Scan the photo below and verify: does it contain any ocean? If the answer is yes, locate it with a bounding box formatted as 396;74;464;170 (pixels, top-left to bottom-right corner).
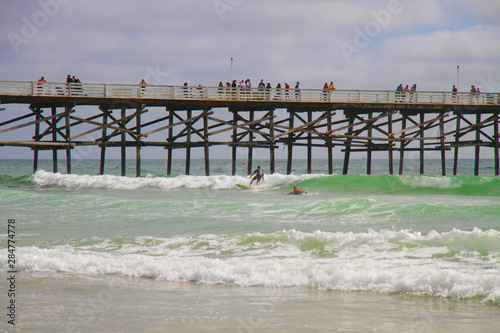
1;158;499;332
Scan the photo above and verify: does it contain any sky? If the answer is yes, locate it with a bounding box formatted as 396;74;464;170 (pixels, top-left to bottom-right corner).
1;0;500;160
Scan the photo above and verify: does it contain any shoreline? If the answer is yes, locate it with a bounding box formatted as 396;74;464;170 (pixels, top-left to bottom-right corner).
3;271;499;332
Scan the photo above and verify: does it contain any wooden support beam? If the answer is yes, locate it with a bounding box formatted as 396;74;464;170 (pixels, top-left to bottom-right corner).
139;110;213;138
136;106;142;177
247;111;254;175
0;110;69;135
0;141;74;147
398;114;406;175
121;108;126;177
231;110;237;176
185;109;192;175
343;114;355;175
328;111;394;135
367;112;373;175
51;107;57;173
453;115;495;142
420;113;425;175
327;109;334;174
439;112;446;176
269;108;275;174
453;114;461;176
30;106;67;140
495;112;499;176
272;113;329;140
65;106;71;174
69;110;145;141
389;113;449;138
388;112;393;175
474;113;481;176
207;114;273;138
0;113;34;127
204;109;210;176
99;110;107;175
167;108;173;176
287;109;294;175
307;110;312;174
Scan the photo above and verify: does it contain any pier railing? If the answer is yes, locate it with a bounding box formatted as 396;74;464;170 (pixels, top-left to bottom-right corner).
0;80;499;106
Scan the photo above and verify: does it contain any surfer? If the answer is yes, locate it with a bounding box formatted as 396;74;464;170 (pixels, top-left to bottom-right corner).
249;165;264;186
288;186;307;195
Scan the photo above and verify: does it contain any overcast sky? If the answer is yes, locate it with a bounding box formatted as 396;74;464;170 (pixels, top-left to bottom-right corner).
2;0;500;91
1;0;500;162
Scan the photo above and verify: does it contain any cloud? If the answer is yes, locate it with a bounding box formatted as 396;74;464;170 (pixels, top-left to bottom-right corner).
1;0;499;90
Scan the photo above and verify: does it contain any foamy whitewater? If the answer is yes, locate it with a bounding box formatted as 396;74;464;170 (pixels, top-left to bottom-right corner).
1;159;499;332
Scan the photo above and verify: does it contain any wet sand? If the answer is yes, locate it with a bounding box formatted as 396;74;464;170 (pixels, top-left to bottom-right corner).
4;271;499;333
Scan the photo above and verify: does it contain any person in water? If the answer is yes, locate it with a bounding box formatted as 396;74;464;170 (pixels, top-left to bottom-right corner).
288;186;307;195
249;165;264;185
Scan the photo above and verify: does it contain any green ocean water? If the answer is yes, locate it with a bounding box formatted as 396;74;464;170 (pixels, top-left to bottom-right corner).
0;159;499;332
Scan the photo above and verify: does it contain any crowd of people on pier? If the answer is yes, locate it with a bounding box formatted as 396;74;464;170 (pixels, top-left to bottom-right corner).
36;75;84;95
34;75;491;104
211;79;305;100
395;83;417;102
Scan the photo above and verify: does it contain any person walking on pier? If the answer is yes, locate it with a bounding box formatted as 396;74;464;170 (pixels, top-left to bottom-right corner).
249;165;264;186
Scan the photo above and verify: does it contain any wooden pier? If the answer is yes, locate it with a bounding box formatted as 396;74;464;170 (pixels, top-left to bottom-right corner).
1;80;499;176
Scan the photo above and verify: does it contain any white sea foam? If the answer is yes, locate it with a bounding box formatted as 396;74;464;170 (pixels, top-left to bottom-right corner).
399;175;454;189
10;228;500;303
31;170;322;190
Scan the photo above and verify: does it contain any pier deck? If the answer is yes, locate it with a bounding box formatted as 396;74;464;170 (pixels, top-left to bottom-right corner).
1;80;499;176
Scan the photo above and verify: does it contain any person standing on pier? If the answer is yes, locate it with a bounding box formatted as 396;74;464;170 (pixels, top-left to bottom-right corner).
323;82;329;101
275;83;282;100
452;85;458;103
258;79;265;99
266;82;272;100
403;85;410;101
249;165;264;186
37;76;47;94
410;84;417;102
396;84;403;102
295;81;300;100
140;79;148;97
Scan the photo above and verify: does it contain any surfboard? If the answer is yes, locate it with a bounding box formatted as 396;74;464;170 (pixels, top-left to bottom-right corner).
236;184;253;190
283;192;318;195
